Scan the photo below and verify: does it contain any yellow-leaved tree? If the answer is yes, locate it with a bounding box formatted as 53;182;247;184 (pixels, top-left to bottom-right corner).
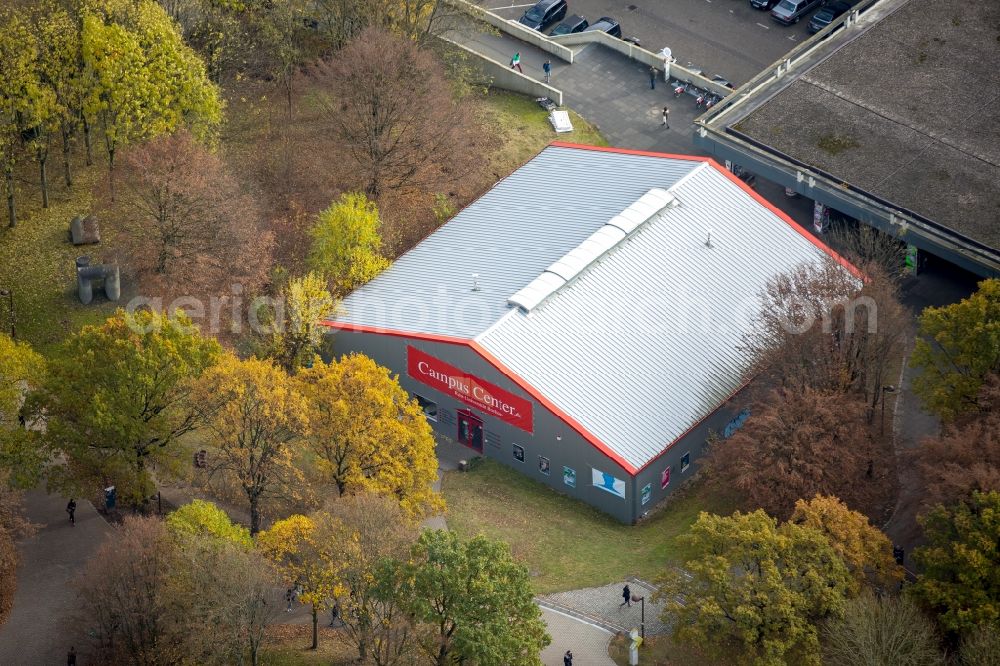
789;495;902;595
307;193;390;295
194;354;308;535
297;354;442;519
270;272;336;373
258;513;345;651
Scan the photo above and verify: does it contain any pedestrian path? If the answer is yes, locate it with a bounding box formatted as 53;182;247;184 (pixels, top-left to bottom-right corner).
540;608;616;666
0;490;112;665
539;579;669;637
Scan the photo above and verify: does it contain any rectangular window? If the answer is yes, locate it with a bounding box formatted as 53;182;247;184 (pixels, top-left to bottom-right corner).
414;394;438;421
538;456;550;475
513;444;525;463
681;452;690;472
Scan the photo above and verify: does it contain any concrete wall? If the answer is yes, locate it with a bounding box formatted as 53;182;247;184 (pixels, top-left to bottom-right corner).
443;39;563;106
550;31;733;97
330;330;641;523
444;0;574;63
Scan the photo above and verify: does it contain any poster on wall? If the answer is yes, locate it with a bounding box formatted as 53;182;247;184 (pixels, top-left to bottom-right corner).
513;444;525;462
407;346;533;432
538;456;550;475
592;468;626;499
661;467;670;490
563;467;576;488
641;484;652;505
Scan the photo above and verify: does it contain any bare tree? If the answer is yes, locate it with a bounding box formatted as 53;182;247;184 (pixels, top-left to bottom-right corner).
743;258;909;421
0;476;33;629
312;27;482;199
75;516;178;666
99;130;273;300
822;594;942;666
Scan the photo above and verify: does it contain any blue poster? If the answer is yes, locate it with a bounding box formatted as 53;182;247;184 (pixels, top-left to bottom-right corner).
592;468;625;499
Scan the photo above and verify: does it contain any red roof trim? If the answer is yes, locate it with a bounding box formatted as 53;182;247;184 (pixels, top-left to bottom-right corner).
548;141;708;162
468;341;639;475
320;321;470;347
635;378;753;474
323;321;639;475
706;158;864;279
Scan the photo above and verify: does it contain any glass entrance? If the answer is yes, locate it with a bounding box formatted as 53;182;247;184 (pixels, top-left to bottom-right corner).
457;410;483;453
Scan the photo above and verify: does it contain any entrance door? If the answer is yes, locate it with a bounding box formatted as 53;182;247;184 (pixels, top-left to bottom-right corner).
457;410;483;453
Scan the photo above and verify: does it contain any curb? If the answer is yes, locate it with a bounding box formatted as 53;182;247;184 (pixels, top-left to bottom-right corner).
535;598;625;635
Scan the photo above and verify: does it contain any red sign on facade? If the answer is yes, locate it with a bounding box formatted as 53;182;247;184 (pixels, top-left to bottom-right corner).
407;346;533;433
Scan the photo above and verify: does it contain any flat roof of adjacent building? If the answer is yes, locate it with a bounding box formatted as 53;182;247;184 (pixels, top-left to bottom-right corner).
328;144;852;472
725;0;1000;251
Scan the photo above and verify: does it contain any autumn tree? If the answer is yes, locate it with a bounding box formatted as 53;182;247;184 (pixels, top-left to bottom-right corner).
296;354;443;519
911;278;1000;422
324;494;419;665
258;513;344;650
313;27;481;198
0;472;34;629
103;130;273;298
0;334;46;487
744;259;908;417
656;509;852;666
0;9;43;227
821;594;942;666
400;529;551;666
917;373;1000;509
35;310;220;505
790;495;902;594
307;193;390;295
194;354;308;534
910;491;1000;634
82;0;222;195
703;386;874;519
166;501;280;666
266;272;335;373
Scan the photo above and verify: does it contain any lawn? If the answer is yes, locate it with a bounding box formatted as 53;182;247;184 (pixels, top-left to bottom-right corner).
259;626;355;666
441;459;736;594
481;90;607;179
0;163;119;354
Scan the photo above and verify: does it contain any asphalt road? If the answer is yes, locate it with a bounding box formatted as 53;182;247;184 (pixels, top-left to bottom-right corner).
479;0;821;85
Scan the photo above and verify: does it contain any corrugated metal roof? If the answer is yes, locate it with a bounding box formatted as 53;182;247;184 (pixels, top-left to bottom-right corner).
332;144;843;472
476;160;836;470
334;146;700;338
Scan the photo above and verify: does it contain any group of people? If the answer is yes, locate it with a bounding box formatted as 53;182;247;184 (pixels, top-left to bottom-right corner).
509;52;553;85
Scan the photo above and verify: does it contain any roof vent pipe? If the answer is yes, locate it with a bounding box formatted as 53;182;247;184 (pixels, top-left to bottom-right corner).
471;273;480;292
706;229;714;248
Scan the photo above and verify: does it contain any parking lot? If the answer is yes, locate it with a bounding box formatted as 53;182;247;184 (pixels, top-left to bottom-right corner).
477;0;827;85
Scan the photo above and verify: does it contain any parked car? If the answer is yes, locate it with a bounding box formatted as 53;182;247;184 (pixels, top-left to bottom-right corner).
771;0;824;24
551;14;588;35
808;0;851;32
519;0;568;31
750;0;781;10
584;16;622;38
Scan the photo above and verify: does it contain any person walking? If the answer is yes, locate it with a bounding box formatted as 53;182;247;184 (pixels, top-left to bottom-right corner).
510;52;523;73
649;66;658;89
563;649;573;666
67;647;77;665
66;499;76;526
620;583;632;608
543;60;552;84
286;588;294;612
661;106;670;128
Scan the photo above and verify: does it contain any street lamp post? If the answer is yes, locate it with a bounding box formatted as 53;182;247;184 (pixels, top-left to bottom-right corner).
880;385;897;435
0;289;13;339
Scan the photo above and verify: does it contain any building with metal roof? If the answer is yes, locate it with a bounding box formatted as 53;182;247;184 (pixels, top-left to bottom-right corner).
325;143;853;523
694;0;1000;278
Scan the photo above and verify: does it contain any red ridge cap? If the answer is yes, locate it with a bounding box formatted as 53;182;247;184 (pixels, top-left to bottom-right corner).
549;141;709;162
